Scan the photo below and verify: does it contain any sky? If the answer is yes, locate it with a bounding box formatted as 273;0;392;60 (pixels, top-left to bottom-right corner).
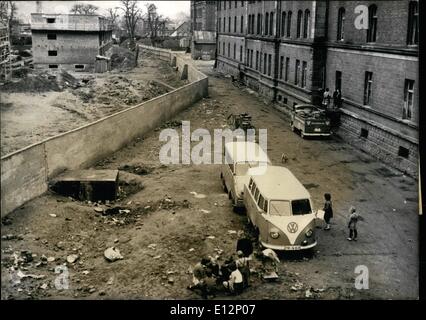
15;1;190;23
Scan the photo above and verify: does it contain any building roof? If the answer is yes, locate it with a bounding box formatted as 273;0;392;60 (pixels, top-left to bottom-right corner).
248;166;311;201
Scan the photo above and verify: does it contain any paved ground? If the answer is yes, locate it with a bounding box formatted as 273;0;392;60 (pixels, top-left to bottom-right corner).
0;55;419;300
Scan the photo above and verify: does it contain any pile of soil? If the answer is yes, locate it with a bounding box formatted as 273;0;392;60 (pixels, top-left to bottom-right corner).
109;46;137;70
1;72;61;93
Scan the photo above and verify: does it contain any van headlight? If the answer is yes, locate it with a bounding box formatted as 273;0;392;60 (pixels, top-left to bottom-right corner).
305;229;313;238
269;230;280;239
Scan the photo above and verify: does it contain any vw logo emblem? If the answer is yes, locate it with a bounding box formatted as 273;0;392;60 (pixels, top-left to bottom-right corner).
287;222;298;233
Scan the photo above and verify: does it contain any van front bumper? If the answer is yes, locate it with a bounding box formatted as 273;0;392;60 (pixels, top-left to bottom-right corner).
261;240;317;251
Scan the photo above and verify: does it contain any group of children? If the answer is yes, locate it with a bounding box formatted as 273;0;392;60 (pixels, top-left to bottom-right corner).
322;193;364;241
187;250;252;299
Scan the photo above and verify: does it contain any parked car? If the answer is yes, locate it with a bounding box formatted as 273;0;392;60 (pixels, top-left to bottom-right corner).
221;141;271;210
290;104;331;138
243;166;323;251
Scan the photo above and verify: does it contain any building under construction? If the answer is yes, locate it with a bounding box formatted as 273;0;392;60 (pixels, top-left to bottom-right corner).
30;13;113;72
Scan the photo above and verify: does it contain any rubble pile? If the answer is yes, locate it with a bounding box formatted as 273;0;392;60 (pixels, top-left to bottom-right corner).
1;71;61;93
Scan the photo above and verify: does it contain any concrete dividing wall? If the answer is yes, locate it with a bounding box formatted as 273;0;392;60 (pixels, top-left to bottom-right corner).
1;46;208;217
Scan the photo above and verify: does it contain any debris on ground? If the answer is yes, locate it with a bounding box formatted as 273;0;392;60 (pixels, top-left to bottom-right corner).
190;191;207;199
104;247;124;262
67;254;79;264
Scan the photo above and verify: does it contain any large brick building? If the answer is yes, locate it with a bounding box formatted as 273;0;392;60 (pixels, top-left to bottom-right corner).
216;1;419;176
31;13;113;72
190;1;217;60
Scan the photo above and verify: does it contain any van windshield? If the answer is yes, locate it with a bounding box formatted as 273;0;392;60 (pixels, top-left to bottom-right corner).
292;199;312;215
235;161;265;175
269;200;291;216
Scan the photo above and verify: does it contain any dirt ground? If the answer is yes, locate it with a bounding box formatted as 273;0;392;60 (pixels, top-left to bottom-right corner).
0;56;419;300
0;50;187;156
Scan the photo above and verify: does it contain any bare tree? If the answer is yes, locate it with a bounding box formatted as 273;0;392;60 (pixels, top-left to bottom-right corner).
70;3;99;15
0;1;17;29
145;3;170;46
106;7;120;29
120;0;142;49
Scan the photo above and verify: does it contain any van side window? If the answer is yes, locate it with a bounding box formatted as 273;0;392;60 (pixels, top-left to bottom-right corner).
248;178;253;189
254;188;260;201
264;200;268;213
258;194;264;210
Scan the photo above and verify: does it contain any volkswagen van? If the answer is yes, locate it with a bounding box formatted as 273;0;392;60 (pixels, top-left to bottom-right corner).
290;104;331;138
220;141;270;209
243;166;319;251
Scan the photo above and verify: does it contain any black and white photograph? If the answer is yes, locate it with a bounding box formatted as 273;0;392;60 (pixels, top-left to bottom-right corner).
0;0;422;305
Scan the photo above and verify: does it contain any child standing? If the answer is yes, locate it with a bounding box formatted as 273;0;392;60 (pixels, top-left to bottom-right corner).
347;206;363;241
323;193;333;230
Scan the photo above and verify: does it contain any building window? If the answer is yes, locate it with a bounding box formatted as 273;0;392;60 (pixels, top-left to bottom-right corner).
46;18;55;23
223;42;225;55
48;64;58;68
229;1;231;9
286;11;292;37
279;56;284;79
398;146;409;159
233;43;236;59
251;50;254;68
335;71;342;91
281;12;286;37
265;12;269;35
257;14;261;34
297;10;303;38
48;50;57;56
234;16;237;32
403;79;414;120
241;16;244;33
407;1;418;45
337;7;345;40
268;54;272;76
218;18;221;32
360;128;369;139
228;43;230;57
75;65;84;69
366;5;377;43
47;33;57;40
301;61;307;88
228;17;231;32
235;0;237;8
241;1;244;7
269;12;274;36
364;71;373;105
263;53;267;74
303;10;310;38
285;57;290;81
295;59;300;85
240;45;243;61
256;51;259;70
223;17;226;31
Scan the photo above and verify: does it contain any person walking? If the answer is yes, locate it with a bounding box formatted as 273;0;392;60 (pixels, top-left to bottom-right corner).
323;193;333;230
322;88;331;109
333;89;342;108
347;206;364;241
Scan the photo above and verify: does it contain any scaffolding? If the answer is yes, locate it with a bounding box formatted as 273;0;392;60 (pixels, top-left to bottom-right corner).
0;21;12;82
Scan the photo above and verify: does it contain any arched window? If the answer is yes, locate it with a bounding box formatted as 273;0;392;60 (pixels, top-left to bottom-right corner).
303;9;310;38
265;12;269;35
281;12;286;37
366;4;377;43
297;10;303;38
407;1;418;45
286;11;292;37
337;7;345;40
270;12;274;36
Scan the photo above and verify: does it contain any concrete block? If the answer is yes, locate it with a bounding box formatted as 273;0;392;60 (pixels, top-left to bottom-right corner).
50;169;119;201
